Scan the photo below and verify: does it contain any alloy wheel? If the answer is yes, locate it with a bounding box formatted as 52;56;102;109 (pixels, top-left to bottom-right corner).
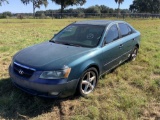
131;47;138;61
80;69;97;96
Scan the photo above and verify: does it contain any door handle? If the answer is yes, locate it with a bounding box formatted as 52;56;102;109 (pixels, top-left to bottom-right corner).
119;44;123;49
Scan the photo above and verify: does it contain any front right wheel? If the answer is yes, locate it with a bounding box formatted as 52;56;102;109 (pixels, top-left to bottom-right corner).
78;67;98;97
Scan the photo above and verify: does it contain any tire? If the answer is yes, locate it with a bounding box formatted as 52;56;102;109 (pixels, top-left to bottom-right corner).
129;46;139;61
78;67;98;97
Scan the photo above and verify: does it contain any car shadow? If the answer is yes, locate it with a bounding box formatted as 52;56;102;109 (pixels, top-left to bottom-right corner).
0;78;80;120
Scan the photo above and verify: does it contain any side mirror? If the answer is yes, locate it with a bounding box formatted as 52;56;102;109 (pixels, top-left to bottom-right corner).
103;36;108;46
104;41;107;45
54;33;57;37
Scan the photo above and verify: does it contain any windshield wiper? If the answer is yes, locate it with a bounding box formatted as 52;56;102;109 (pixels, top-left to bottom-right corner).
49;40;56;43
64;43;82;47
49;40;81;47
49;40;63;45
61;43;82;47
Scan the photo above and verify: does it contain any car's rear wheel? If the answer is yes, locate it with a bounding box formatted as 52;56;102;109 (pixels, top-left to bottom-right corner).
130;46;138;61
78;67;98;97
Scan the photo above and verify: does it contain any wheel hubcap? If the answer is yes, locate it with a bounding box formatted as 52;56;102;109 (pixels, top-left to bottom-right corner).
132;48;137;61
81;71;96;95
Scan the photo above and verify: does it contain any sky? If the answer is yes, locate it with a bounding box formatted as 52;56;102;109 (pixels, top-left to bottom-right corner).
0;0;133;13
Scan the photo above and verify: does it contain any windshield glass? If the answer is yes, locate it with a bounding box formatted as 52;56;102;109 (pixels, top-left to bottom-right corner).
52;24;105;47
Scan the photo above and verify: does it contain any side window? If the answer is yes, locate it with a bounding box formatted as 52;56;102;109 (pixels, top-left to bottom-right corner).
128;26;132;34
105;24;119;44
119;23;129;37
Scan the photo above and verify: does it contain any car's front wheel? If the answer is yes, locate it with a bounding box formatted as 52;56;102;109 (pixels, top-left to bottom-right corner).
78;67;98;97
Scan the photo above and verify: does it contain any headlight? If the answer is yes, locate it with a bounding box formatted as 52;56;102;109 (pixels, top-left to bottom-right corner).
39;68;71;79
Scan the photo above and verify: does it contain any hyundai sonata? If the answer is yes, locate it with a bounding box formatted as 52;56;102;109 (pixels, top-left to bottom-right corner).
9;20;140;98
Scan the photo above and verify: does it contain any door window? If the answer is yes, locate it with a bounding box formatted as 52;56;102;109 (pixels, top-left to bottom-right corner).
128;26;132;34
119;23;129;37
105;24;119;44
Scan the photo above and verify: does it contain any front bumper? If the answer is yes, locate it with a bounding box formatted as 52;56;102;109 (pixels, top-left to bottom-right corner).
9;65;78;98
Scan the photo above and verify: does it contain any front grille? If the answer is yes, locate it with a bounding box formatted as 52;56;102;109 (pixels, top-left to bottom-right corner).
13;62;35;78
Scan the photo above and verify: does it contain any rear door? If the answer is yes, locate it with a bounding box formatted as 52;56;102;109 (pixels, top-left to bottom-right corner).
117;23;136;61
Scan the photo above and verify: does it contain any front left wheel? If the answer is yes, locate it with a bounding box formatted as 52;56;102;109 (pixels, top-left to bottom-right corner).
78;67;98;97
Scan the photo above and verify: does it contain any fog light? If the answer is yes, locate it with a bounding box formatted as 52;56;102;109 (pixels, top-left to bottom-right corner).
49;92;59;95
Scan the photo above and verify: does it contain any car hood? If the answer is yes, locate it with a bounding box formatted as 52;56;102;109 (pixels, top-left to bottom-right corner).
14;41;95;70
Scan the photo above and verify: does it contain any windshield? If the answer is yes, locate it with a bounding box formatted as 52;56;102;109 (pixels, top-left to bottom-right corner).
51;24;105;47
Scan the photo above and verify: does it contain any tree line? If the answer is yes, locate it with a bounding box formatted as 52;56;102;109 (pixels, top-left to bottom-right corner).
0;5;131;19
1;0;123;18
0;0;160;18
35;5;131;19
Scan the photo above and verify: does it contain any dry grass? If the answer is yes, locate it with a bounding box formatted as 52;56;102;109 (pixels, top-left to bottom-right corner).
0;18;160;120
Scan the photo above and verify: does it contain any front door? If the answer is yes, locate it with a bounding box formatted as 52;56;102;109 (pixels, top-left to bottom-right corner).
101;24;124;72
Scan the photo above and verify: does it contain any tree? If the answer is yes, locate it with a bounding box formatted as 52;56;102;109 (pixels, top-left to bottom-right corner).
129;0;160;13
129;0;148;13
150;0;160;13
21;0;48;18
85;5;101;14
0;0;8;6
121;9;130;14
115;0;124;17
0;11;11;18
99;5;110;13
51;0;86;18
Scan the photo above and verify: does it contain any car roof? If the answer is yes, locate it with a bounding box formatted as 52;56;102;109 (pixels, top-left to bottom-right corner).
74;20;125;26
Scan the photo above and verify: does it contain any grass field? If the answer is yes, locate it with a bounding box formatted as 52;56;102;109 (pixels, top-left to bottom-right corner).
0;18;160;120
